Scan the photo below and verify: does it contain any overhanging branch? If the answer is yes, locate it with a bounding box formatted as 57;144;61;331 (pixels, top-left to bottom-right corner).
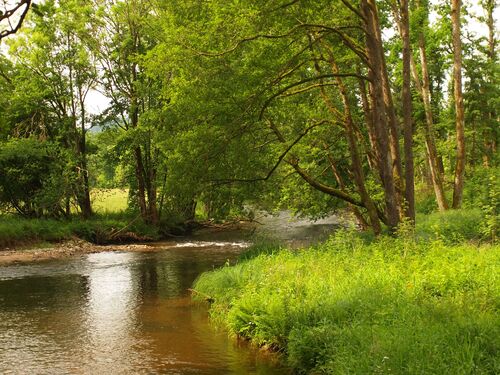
259;72;370;120
0;0;31;40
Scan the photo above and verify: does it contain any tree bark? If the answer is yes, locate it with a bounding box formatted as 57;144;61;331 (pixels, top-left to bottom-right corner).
400;0;415;222
412;0;449;211
360;0;400;230
79;98;92;218
131;92;149;221
329;56;382;234
485;0;496;61
451;0;466;208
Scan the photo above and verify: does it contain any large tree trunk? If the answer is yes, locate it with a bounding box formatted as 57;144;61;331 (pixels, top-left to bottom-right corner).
145;152;159;225
329;57;382;234
412;1;449;211
134;146;149;221
377;30;404;209
357;74;379;172
312;39;382;234
361;0;400;230
451;0;466;208
400;0;415;222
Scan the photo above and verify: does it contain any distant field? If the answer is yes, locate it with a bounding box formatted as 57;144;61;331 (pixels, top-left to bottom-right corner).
91;189;128;213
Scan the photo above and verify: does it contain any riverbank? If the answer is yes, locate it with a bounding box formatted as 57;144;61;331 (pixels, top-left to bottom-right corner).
0;238;158;265
193;226;499;374
0;214;258;265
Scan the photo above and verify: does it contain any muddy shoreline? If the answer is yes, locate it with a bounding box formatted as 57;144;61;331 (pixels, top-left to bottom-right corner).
0;239;157;265
0;221;257;266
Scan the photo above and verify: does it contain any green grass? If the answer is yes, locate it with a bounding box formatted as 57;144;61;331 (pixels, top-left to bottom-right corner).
91;188;129;213
194;231;499;374
0;213;159;248
416;208;487;243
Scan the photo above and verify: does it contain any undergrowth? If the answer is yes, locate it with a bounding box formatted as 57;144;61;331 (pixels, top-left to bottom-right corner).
194;229;499;374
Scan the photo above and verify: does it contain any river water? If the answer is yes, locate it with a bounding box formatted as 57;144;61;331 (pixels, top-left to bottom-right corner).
0;213;340;374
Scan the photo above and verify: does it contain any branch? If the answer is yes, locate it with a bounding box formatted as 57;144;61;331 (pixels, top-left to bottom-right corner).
186;24;364;58
0;0;31;40
208;120;325;185
259;72;370;120
287;158;364;207
280;82;339;97
340;0;366;21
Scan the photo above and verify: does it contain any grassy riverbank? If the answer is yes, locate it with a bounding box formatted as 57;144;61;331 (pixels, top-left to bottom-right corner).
194;214;499;374
0;213;160;248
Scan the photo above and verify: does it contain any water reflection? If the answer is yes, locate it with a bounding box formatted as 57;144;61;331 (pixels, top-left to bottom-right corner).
0;243;289;374
82;252;143;373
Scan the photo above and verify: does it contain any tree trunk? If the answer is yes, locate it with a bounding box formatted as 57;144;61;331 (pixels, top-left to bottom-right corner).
451;0;466;208
329;56;382;234
146;161;159;225
357;74;379;172
377;33;404;209
485;0;496;61
361;0;400;230
400;0;415;222
131;95;148;221
134;146;149;221
484;0;497;166
79;101;92;219
412;0;449;211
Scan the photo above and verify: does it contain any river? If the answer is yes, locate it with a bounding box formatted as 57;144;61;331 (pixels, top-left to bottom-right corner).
0;212;340;374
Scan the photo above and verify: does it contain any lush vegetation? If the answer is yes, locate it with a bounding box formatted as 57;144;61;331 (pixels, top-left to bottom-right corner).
0;0;498;237
0;213;160;248
194;224;499;374
1;1;499;372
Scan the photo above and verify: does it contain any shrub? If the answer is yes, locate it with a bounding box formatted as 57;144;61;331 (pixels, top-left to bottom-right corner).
0;138;69;217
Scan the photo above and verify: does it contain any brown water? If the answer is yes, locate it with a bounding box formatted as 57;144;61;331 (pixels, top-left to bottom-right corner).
0;213;340;374
0;242;289;374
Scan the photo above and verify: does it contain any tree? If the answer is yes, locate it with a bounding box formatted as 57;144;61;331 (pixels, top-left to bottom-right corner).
451;0;466;208
399;0;415;222
6;0;97;217
91;0;163;224
0;138;69;217
158;0;423;233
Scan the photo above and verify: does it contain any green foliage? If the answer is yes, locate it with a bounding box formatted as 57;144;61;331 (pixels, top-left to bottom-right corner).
0;216;73;246
0;138;69;217
194;231;500;374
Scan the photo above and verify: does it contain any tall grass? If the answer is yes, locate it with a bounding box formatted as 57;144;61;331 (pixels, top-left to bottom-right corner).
194;230;499;374
416;208;486;243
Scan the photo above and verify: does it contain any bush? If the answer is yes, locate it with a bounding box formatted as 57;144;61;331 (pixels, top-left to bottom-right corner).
0;138;69;217
194;231;500;374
